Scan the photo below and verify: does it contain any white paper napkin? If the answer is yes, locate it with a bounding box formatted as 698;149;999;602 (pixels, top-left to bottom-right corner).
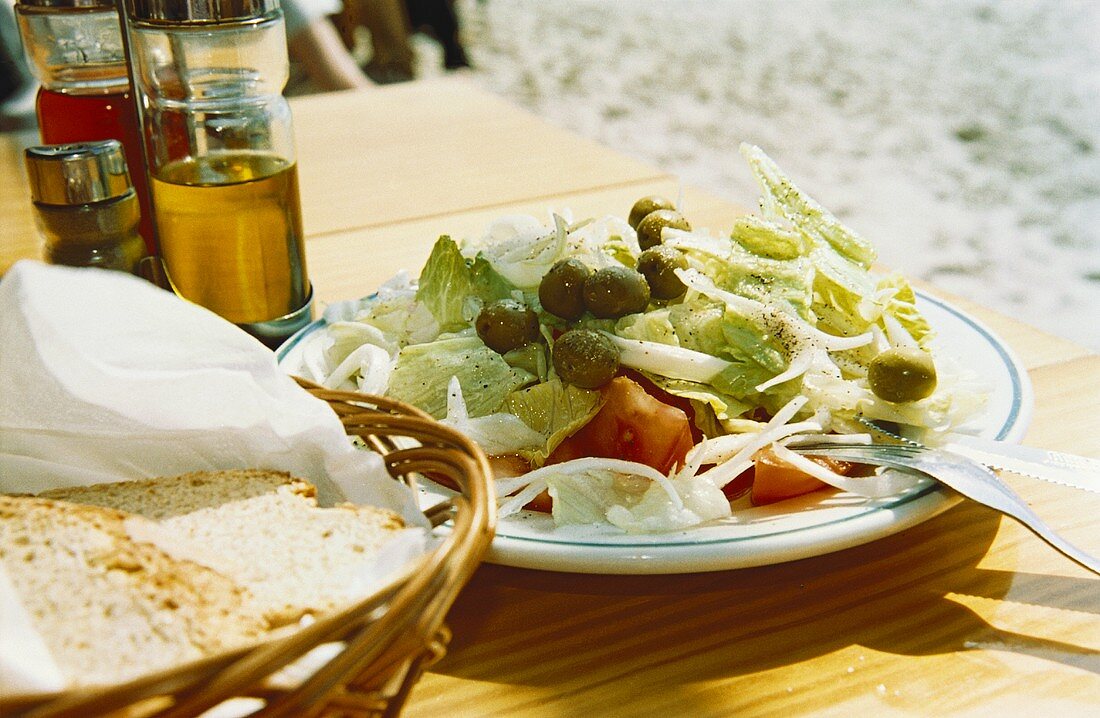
0;260;431;696
0;260;423;521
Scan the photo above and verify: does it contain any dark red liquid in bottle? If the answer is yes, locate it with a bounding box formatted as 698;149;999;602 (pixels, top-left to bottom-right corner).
36;88;156;252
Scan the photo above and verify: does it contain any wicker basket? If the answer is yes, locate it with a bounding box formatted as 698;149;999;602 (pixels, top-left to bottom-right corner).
4;381;496;718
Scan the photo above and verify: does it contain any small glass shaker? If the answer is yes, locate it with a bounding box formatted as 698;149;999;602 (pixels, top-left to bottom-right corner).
24;140;148;274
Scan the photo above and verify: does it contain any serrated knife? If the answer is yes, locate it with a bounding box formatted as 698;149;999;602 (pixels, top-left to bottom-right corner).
940;434;1100;494
858;417;1100;494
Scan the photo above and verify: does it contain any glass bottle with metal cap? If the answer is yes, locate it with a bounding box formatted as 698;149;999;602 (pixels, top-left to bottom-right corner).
14;0;156;249
123;0;312;346
24;139;148;274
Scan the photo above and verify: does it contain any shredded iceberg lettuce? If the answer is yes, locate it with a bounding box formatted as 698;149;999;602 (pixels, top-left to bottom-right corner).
547;469;731;533
440;377;545;455
460;214;569;288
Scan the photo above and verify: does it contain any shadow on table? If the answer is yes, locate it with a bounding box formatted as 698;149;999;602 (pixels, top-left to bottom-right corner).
434;500;1100;697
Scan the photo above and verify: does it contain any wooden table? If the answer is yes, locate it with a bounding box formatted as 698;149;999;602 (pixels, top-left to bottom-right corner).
2;78;1097;716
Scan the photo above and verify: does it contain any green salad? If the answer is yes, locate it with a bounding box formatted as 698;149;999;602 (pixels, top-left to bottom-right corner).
294;144;985;533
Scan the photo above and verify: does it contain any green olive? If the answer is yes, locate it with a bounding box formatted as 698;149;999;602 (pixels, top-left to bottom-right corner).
538;258;591;321
552;329;620;388
628;195;676;229
475;299;540;354
635;209;691;250
868;347;938;403
637;245;688;300
582;265;651;318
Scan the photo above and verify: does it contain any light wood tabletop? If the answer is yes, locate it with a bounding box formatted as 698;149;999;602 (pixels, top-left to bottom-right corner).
2;77;1097;716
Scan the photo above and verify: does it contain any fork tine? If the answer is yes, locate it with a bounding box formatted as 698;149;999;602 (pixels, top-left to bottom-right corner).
790;444;928;474
794;442;921;459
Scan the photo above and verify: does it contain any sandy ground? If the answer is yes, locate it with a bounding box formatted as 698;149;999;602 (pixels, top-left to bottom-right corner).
440;0;1100;351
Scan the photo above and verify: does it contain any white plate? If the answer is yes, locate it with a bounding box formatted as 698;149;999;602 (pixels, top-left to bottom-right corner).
279;290;1032;574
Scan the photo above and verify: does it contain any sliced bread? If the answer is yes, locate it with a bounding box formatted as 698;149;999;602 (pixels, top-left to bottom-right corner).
0;495;266;690
42;470;407;627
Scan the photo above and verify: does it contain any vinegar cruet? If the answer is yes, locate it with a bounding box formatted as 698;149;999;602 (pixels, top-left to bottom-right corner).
15;0;155;248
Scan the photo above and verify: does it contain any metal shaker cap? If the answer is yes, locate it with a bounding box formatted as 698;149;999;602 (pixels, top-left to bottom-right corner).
126;0;280;24
24;140;133;206
15;0;113;8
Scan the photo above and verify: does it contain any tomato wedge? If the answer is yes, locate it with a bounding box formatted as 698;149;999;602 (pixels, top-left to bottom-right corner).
547;376;694;474
483;376;695;513
750;445;855;505
620;369;704;444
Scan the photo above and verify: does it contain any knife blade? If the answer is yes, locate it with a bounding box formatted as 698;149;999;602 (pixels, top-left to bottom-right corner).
940;434;1100;494
856;417;1100;494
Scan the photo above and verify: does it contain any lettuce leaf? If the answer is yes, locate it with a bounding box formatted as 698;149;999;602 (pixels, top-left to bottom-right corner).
614;292;795;410
440;377;545;455
668;301;788;395
546;470;626;525
741;143;877;268
730;214;808;260
505;379;604;465
416;236;474;331
615;307;679;346
469;255;516;305
877;273;933;347
416;236;516;332
502;341;550;383
669;230;815;319
639;374;754;423
810;243;877;337
386;335;535;418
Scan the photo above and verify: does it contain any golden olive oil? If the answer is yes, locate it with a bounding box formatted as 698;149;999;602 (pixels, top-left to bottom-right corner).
153;153;309;325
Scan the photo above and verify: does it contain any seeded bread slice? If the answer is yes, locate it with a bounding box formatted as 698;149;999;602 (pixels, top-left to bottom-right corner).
0;495;266;690
43;470;407;627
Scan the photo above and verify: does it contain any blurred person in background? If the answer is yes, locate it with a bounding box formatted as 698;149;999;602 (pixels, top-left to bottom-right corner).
0;0;35;130
344;0;416;84
405;0;469;71
284;0;374;91
334;0;470;83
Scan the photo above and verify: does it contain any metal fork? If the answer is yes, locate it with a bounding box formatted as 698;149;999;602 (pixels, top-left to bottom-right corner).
791;442;1100;576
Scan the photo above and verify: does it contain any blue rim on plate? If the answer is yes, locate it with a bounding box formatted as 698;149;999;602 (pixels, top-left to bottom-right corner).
278;289;1033;574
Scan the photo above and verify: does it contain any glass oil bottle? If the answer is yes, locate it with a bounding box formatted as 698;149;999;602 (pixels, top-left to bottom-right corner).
123;0;312;345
